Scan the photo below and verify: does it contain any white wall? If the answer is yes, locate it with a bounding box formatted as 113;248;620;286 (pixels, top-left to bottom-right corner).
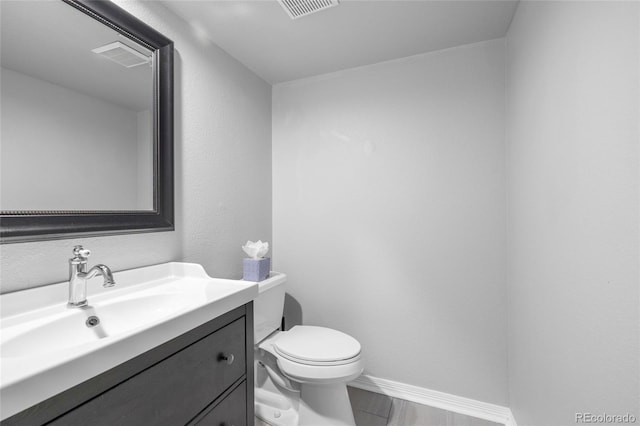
0;0;271;293
273;39;507;404
1;67;139;211
136;109;153;210
506;2;640;424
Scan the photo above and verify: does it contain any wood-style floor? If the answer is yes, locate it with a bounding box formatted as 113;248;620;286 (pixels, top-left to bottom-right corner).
255;386;502;426
348;387;501;426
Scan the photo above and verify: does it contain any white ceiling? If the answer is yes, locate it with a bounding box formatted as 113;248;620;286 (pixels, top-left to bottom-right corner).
163;0;519;84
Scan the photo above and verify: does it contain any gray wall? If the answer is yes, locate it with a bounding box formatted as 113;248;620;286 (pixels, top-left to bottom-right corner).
272;39;507;405
1;67;140;211
506;1;640;424
0;0;272;293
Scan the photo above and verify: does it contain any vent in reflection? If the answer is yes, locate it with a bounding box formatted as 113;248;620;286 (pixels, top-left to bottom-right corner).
92;41;150;68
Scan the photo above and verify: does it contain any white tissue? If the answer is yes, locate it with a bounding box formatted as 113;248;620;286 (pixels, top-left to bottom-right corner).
242;240;269;259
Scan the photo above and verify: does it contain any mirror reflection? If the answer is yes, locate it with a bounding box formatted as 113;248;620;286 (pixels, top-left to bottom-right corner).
1;1;155;212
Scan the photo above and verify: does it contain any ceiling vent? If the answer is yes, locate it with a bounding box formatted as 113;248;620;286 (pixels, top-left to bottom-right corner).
92;41;151;68
277;0;339;19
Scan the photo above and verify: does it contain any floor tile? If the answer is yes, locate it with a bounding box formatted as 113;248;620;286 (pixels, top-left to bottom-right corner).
388;398;449;426
388;398;503;426
447;411;502;426
354;409;389;426
348;386;393;418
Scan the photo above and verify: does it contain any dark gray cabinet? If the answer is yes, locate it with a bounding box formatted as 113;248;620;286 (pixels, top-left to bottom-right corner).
192;382;247;426
2;303;254;426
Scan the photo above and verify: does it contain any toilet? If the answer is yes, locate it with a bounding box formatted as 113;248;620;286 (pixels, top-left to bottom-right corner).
253;273;363;426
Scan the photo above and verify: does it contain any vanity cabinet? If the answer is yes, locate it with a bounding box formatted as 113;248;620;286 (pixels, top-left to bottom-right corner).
2;303;254;426
191;382;247;426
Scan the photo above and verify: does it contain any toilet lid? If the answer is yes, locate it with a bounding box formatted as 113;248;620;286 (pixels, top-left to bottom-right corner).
273;326;361;364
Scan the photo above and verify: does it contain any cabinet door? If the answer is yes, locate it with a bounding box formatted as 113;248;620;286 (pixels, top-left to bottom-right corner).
194;382;247;426
48;318;246;426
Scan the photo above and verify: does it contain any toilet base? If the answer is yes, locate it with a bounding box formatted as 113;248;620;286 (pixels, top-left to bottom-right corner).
255;351;357;426
298;382;356;426
255;388;298;425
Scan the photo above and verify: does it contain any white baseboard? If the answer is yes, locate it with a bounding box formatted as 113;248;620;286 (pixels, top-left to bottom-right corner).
349;375;517;426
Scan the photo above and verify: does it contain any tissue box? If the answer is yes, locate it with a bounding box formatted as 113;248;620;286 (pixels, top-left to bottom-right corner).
243;257;270;281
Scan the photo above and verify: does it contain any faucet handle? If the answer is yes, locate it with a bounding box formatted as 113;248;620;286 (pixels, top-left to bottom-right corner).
72;245;91;260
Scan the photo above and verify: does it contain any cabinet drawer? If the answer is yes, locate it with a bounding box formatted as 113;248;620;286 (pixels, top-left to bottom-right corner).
194;382;246;426
48;317;246;426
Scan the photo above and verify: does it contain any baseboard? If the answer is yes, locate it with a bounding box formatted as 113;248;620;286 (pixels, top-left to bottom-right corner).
349;375;517;426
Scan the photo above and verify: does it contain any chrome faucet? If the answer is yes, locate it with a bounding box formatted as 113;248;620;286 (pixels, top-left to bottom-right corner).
68;245;115;308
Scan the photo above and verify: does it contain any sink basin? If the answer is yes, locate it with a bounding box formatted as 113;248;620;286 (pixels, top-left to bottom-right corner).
2;291;196;358
0;262;260;420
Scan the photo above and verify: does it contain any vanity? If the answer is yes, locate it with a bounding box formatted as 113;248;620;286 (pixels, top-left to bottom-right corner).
0;263;258;425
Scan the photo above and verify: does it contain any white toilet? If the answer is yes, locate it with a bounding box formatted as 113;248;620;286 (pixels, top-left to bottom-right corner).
253;273;363;426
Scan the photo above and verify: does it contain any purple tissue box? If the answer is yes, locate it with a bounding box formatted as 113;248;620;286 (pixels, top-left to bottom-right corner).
243;257;270;281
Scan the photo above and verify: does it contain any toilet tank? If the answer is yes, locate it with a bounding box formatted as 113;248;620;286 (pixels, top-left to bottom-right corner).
253;272;287;344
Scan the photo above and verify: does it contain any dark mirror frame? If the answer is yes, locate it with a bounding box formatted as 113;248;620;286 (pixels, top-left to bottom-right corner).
0;0;174;244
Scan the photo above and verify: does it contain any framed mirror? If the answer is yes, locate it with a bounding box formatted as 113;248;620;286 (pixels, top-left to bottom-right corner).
0;0;174;243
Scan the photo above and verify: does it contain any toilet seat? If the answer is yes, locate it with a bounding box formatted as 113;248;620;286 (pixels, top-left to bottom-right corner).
259;326;364;384
276;354;364;384
273;326;361;366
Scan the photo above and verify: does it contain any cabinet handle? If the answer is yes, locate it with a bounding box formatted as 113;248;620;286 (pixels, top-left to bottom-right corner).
219;353;235;365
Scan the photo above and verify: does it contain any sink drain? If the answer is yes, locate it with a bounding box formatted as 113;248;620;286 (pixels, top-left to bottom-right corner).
86;316;100;327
